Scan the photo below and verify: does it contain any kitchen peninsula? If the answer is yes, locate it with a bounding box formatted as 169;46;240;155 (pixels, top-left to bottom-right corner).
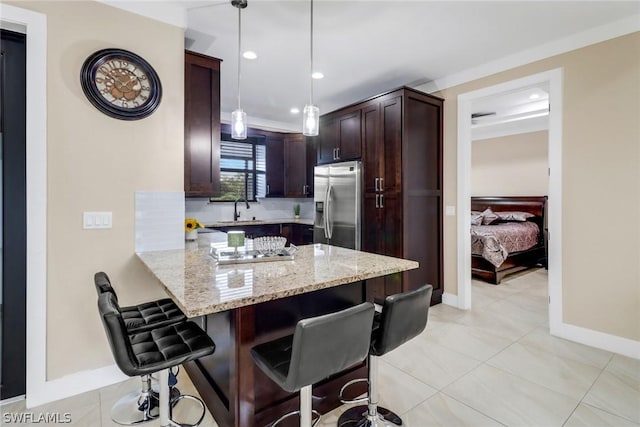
137;232;418;426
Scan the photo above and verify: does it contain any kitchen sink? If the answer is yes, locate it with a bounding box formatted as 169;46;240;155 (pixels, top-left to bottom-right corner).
215;220;266;225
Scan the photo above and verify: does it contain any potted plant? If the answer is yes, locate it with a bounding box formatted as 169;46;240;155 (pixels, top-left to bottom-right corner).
185;218;204;241
293;204;301;220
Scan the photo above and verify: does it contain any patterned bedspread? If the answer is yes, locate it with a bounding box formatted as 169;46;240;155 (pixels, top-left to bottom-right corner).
471;222;540;267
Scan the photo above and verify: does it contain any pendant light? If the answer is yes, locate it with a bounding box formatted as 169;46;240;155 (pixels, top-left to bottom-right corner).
302;0;319;136
231;0;248;139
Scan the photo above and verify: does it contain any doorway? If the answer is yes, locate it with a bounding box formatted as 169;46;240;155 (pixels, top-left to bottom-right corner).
0;29;27;400
456;69;563;333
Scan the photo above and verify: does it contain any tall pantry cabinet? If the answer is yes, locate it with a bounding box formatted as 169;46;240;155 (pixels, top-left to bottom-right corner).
322;87;443;305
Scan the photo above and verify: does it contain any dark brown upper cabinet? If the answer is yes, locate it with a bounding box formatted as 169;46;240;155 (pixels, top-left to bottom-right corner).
265;135;285;197
184;51;222;197
317;109;362;164
285;134;311;198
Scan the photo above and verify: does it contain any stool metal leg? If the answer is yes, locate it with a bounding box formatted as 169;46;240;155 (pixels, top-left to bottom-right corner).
159;368;173;427
111;375;159;425
337;356;403;427
269;384;320;427
301;385;312;427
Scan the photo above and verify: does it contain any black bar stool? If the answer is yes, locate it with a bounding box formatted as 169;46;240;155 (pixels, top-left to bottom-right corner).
251;302;375;427
97;291;215;427
94;272;187;425
338;284;433;427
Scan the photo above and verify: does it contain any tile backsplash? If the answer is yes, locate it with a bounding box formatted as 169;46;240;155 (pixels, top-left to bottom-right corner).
135;191;185;252
185;197;314;225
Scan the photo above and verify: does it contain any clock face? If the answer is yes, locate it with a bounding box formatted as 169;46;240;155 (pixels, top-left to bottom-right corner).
81;49;162;120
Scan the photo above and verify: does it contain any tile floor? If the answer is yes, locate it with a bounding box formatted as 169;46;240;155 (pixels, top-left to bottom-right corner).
2;268;639;426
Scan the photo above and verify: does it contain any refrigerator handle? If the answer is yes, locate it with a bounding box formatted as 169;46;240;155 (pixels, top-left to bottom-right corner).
323;185;330;239
326;184;334;239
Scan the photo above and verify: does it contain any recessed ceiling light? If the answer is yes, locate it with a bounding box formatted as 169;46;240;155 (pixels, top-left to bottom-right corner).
243;51;257;60
290;108;300;114
529;93;540;100
311;72;324;79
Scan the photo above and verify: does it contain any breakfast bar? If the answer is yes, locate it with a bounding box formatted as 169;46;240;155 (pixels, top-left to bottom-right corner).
137;232;418;427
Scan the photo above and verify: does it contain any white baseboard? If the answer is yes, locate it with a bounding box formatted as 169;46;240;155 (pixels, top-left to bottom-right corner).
26;364;128;409
552;322;640;360
442;292;460;308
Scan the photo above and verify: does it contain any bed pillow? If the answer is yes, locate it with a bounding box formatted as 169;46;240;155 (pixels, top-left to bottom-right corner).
481;208;499;225
471;212;483;226
496;211;535;222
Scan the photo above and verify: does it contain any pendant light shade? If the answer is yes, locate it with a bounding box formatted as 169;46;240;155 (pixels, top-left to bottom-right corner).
232;0;248;139
232;109;247;139
303;0;319;136
303;104;319;136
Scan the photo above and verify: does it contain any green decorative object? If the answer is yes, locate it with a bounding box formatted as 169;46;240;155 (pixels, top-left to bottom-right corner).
227;231;245;248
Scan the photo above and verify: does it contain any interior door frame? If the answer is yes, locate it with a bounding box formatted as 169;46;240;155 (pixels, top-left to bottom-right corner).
455;68;564;334
1;4;48;408
1;28;27;401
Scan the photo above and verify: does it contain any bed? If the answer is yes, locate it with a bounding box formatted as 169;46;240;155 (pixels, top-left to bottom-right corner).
471;196;547;284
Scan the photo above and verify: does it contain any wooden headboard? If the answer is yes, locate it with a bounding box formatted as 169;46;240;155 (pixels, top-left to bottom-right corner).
471;196;547;217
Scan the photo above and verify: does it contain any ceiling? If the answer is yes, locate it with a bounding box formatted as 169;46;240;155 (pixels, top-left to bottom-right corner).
107;1;640;131
471;84;549;140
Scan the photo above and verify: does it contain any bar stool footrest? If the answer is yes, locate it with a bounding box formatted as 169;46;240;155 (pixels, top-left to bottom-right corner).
270;409;321;427
168;394;207;427
339;377;369;404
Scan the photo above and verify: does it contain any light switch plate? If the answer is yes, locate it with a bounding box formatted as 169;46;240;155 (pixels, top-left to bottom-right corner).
445;206;456;216
83;212;112;229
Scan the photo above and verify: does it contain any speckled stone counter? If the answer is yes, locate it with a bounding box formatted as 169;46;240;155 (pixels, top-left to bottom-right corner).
137;232;418;317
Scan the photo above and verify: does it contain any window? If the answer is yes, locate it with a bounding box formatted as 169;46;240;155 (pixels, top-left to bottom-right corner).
210;134;266;202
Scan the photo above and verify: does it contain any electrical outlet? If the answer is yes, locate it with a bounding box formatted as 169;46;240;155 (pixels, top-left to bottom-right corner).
83;212;112;229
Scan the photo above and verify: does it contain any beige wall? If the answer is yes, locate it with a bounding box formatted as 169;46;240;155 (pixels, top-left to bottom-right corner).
431;32;640;341
6;1;184;380
472;131;549;196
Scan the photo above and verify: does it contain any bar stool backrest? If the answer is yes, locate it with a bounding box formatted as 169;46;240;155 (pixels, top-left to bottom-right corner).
372;284;433;356
284;302;375;393
97;292;139;376
94;271;118;301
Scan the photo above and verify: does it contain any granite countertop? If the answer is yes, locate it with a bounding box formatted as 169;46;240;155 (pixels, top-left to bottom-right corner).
137;232;418;317
205;218;314;227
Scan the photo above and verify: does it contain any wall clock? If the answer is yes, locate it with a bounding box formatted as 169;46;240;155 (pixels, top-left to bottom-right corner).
80;48;162;120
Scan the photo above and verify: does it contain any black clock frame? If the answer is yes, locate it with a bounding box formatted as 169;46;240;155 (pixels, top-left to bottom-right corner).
80;48;162;120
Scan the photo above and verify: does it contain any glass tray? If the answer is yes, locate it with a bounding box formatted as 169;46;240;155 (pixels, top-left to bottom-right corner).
209;245;296;265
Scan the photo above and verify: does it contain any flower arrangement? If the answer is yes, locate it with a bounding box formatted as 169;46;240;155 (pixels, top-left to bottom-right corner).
184;218;204;232
293;204;301;217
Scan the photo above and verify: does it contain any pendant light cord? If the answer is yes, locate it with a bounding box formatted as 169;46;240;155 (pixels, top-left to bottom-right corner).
309;0;314;106
237;5;242;110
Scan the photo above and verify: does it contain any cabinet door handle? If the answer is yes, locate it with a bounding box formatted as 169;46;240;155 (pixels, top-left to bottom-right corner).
380;194;384;208
266;184;270;195
303;185;307;195
380;177;384;191
336;147;340;159
375;177;379;192
375;194;380;209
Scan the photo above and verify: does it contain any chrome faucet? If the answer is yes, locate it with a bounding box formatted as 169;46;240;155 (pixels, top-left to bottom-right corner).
234;197;250;221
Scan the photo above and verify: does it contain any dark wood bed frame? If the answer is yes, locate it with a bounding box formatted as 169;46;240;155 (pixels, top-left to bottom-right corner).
471;196;548;284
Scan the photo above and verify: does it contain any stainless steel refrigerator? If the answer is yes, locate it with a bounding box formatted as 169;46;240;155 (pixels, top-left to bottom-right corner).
313;161;361;250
